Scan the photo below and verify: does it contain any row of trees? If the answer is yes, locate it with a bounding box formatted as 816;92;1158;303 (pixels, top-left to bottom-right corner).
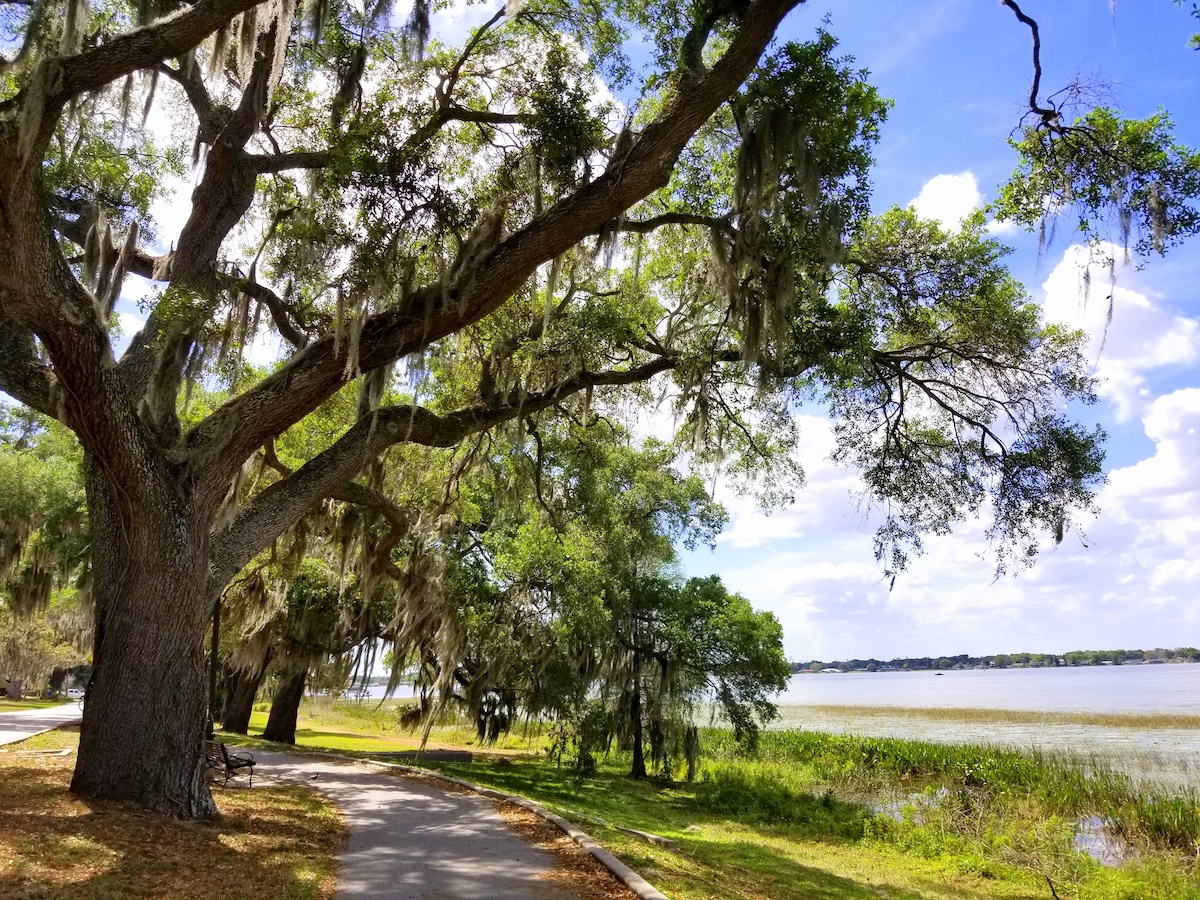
0;0;1195;815
0;409;89;698
796;648;1200;672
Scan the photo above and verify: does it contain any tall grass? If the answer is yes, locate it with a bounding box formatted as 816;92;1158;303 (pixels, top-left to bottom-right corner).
698;728;1200;861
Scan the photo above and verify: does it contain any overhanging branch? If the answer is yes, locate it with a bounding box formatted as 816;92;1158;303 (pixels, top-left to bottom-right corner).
209;354;680;582
187;0;804;507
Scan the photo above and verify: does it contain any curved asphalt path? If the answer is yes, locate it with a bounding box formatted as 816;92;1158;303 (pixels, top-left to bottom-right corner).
0;703;82;745
251;750;586;899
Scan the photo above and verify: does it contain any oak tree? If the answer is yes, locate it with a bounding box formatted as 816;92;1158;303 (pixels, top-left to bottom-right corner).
0;0;1189;817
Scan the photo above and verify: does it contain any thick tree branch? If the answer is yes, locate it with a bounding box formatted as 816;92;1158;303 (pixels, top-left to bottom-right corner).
52;207;162;281
234;277;309;349
157;60;221;142
210;354;680;582
51;0;266;103
1001;0;1059;121
245;150;334;174
0;320;56;417
189;0;805;509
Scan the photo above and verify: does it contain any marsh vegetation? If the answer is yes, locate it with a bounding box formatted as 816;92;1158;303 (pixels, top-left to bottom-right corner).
222;697;1200;899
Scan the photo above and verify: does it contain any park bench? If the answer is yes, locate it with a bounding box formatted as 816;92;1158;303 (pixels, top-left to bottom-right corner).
204;740;256;786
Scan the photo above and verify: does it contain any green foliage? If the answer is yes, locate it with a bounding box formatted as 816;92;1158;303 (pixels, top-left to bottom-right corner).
1183;0;1200;49
0;410;88;614
524;44;608;193
545;700;616;783
695;760;867;833
0;600;86;694
826;208;1103;574
995;107;1200;257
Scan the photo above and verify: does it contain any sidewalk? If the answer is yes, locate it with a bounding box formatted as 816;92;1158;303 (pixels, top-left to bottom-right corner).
251;750;595;899
0;704;83;746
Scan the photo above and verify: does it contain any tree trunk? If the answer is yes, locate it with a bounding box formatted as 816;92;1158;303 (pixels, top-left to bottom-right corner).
70;468;217;818
261;666;307;745
685;725;699;784
629;671;647;779
222;663;268;735
7;678;23;701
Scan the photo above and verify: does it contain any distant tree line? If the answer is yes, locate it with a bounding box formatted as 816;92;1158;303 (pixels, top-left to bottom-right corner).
792;648;1200;673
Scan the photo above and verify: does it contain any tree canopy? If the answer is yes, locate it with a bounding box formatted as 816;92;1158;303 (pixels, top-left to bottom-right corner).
0;0;1193;816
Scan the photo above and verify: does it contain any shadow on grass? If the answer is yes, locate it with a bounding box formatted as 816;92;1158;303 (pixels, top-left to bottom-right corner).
0;758;342;900
386;757;1045;900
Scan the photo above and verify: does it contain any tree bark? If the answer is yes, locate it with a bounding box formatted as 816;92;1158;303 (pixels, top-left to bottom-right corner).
221;662;268;735
70;467;217;818
630;669;647;779
261;666;307;745
7;678;23;701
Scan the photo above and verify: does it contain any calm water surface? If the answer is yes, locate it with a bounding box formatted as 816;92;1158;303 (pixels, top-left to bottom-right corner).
775;663;1200;714
772;665;1200;786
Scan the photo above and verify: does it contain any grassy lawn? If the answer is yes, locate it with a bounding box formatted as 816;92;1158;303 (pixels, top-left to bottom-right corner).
0;697;72;711
225;723;1041;899
219;698;1200;900
0;727;346;900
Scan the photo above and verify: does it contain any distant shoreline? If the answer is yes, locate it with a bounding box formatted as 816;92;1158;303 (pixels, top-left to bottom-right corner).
768;702;1200;730
792;657;1195;672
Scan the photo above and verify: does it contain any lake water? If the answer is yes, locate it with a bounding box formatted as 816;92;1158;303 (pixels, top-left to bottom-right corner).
774;664;1200;714
771;665;1200;786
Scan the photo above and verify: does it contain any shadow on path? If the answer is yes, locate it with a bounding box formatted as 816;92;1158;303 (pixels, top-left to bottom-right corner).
252;750;582;899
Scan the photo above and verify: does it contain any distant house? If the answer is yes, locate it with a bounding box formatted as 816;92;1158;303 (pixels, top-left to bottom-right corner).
821;668;841;674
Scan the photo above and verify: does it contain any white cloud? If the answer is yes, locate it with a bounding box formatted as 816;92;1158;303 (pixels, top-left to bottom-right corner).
1040;244;1200;421
688;385;1200;660
715;415;866;549
909;172;982;230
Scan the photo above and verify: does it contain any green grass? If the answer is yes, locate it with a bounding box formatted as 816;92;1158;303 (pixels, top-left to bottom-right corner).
0;697;69;711
217;698;1200;899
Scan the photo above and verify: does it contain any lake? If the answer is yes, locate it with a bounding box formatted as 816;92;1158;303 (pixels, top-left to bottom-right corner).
775;663;1200;714
771;665;1200;786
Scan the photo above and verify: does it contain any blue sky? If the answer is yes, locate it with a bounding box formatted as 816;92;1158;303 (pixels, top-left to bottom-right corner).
675;1;1200;661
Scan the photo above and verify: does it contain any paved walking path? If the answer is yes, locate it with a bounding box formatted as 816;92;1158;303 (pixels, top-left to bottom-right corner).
251;750;589;899
0;704;82;746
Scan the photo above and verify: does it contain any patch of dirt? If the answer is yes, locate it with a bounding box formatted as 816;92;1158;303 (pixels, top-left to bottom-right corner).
0;730;346;900
496;801;639;900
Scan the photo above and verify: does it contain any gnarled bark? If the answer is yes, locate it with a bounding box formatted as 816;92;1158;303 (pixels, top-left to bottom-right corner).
70;467;217;818
221;658;269;735
261;666;307;745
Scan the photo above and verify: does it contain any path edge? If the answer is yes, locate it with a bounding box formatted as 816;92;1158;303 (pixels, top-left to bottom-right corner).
300;748;670;900
0;708;82;747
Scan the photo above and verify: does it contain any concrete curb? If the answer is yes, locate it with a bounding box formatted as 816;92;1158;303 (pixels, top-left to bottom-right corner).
295;748;670;900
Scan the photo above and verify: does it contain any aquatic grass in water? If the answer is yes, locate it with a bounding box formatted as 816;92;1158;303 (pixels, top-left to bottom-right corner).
777;703;1200;731
699;727;1200;861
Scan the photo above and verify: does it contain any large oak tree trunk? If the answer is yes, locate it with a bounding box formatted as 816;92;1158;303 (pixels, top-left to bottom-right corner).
71;469;218;818
7;679;23;700
222;662;268;735
261;666;307;745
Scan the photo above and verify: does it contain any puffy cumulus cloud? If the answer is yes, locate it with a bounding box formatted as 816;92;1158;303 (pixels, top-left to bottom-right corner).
1104;389;1200;558
909;172;982;230
690;390;1200;659
1040;244;1200;421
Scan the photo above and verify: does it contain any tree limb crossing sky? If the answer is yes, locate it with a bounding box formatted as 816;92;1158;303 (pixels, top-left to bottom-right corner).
675;0;1200;661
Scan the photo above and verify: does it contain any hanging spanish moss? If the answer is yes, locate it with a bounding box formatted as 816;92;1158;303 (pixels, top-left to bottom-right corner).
401;0;431;59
